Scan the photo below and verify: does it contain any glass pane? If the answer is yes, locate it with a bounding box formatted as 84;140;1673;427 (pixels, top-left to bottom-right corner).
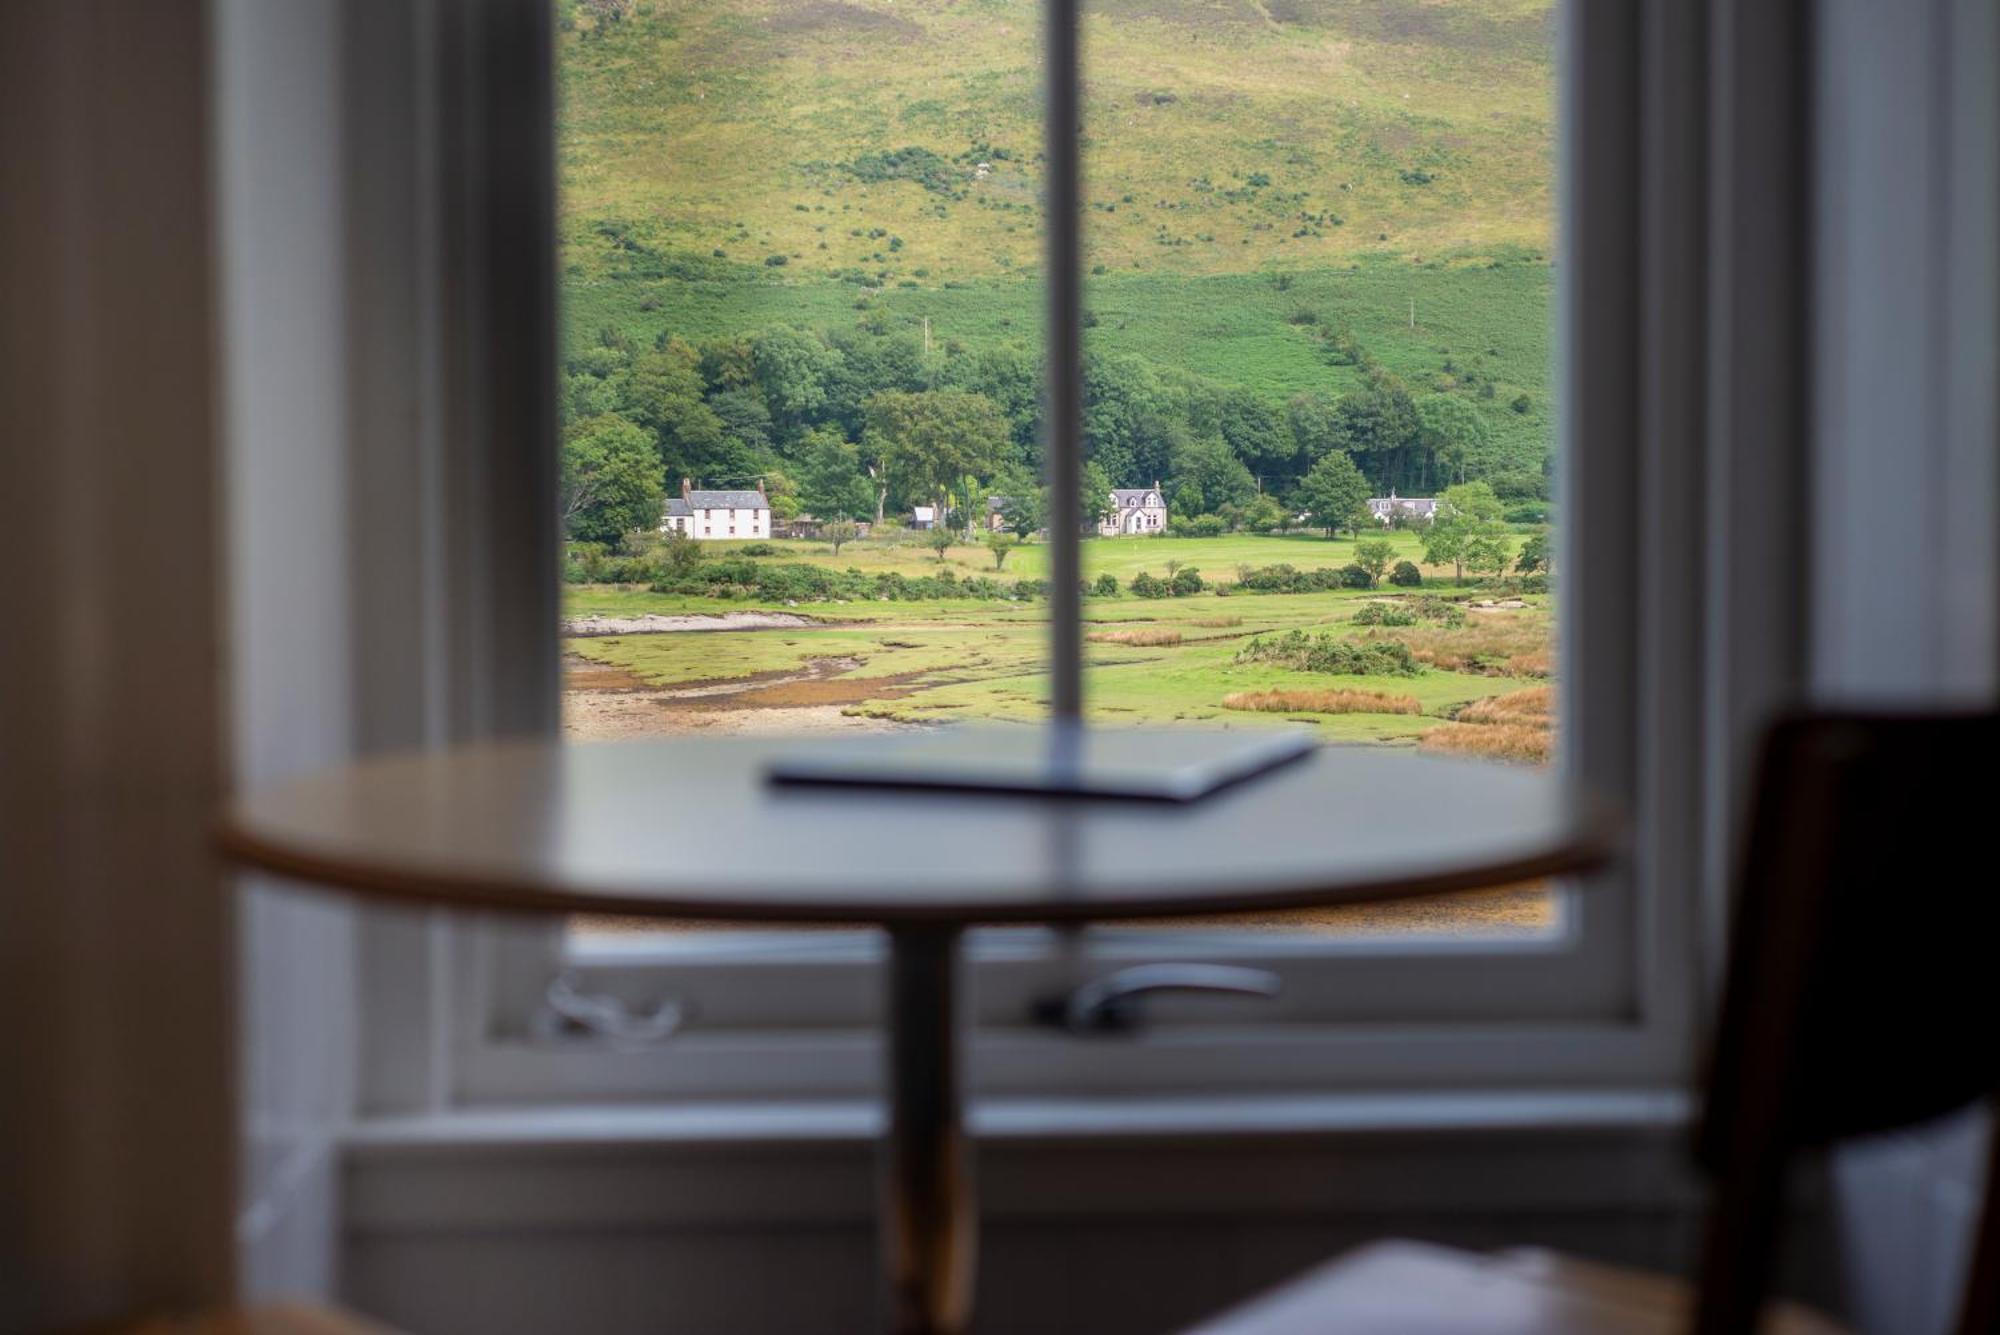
557;0;1560;945
555;0;1051;940
1077;0;1559;938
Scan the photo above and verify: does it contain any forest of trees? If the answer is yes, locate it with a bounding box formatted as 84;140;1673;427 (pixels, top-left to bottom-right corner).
559;316;1553;546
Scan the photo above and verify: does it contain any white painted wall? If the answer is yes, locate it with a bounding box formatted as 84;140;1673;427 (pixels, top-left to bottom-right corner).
213;0;362;1298
1812;0;1999;1329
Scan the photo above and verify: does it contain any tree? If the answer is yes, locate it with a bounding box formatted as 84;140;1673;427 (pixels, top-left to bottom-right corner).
1389;559;1423;587
1217;388;1295;481
1285;391;1342;462
821;520;859;557
1354;537;1395;588
1329;383;1421;491
561;414;664;545
796;428;874;521
1169;434;1256;516
863;389;1010;534
1515;527;1553;577
999;489;1044;539
661;528;703;576
1414;394;1492;488
1076;459;1117;532
750;325;838;440
926;527;955;563
1297;450;1371;537
1242;493;1285;533
1422;480;1507;585
614;343;726;480
986;532;1016;570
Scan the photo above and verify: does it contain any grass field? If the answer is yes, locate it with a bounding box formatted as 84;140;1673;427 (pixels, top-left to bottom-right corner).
563;532;1549;744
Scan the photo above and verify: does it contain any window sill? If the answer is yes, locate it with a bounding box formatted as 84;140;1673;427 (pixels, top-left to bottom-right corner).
341;1089;1698;1233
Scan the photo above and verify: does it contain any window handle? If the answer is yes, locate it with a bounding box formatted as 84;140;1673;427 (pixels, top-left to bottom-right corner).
533;971;689;1048
1033;963;1282;1035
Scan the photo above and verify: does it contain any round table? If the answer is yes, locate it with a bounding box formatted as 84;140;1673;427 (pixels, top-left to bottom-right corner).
218;736;1614;1335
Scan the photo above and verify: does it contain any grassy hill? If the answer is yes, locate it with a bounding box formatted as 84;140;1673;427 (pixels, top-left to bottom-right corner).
557;0;1556;470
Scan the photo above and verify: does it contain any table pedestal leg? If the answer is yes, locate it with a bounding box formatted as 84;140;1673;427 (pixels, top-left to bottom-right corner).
883;924;972;1335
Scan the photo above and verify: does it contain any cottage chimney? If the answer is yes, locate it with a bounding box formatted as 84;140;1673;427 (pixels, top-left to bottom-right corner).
756;477;766;496
682;477;693;501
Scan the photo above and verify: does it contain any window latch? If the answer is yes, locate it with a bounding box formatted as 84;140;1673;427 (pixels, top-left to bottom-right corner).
1032;963;1282;1035
532;971;690;1049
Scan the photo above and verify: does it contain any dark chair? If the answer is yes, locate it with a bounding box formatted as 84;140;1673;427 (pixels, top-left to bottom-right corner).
1183;712;2000;1335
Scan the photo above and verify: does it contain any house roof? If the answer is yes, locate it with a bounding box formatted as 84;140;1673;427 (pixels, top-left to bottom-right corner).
1369;495;1437;513
987;496;1009;512
1111;488;1161;506
664;498;692;517
687;489;768;510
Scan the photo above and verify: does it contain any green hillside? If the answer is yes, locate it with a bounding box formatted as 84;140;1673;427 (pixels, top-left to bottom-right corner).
555;0;1556;519
559;0;1554;281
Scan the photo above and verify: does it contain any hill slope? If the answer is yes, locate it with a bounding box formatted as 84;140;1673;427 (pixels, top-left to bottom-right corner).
556;0;1557;487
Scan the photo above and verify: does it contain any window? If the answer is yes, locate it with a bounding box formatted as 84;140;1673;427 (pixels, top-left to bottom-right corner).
450;0;1701;1108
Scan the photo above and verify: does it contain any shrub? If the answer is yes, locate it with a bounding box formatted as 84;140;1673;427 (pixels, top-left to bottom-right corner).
1233;631;1420;677
764;253;789;267
1223;688;1421;716
1338;563;1373;589
1170;565;1205;596
644;560;1043;605
1129;571;1169;599
736;542;776;557
1351;602;1418;627
1092;571;1121;597
1389;560;1423;587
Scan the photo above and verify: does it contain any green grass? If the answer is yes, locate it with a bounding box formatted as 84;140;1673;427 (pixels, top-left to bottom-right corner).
558;0;1558;474
566;535;1549;742
560;0;1553;283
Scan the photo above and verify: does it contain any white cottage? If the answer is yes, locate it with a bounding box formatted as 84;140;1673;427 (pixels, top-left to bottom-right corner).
1100;482;1167;536
662;477;770;540
1367;489;1438;525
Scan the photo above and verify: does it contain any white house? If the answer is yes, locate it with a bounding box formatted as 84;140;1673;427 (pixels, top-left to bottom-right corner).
1100;482;1167;536
662;477;770;540
1367;489;1438;525
909;505;937;531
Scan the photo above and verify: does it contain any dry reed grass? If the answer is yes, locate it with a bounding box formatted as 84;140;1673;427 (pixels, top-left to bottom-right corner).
1418;722;1554;764
1223;688;1422;716
1382;622;1554;676
1087;627;1183;646
1455;685;1554;727
1189;615;1243;628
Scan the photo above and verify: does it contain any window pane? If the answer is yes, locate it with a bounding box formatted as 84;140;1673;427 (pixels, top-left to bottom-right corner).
557;0;1560;945
555;0;1052;939
1076;0;1559;938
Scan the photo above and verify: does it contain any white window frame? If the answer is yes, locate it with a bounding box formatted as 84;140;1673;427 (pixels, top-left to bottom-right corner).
354;0;1805;1115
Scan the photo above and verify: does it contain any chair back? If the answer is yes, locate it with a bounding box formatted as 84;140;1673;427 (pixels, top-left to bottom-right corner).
1693;712;2000;1335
